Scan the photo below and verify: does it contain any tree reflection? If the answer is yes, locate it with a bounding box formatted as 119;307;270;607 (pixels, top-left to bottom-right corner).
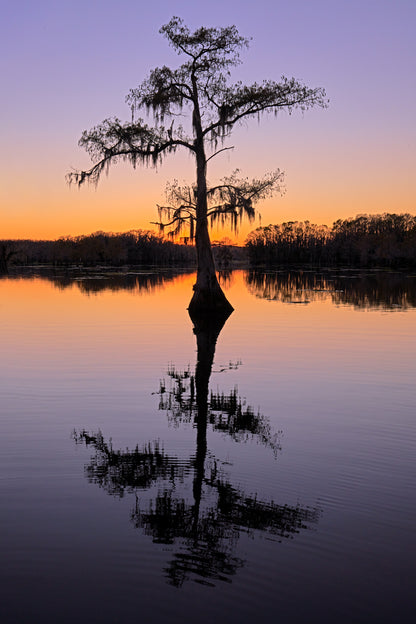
74;310;319;587
245;269;416;310
4;267;415;309
1;267;194;295
158;368;281;454
72;433;189;496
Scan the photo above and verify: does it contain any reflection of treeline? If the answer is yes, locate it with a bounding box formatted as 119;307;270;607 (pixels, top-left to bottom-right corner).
0;230;196;268
245;269;416;310
2;267;194;296
53;270;191;295
246;214;416;267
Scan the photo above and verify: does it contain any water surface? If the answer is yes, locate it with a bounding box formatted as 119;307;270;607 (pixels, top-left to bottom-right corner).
1;268;415;623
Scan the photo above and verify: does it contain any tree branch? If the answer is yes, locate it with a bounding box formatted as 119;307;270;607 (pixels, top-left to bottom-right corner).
203;79;327;138
67;119;194;186
206;146;234;163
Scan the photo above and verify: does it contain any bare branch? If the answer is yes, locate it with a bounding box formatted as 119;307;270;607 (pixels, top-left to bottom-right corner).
206;146;234;163
153;171;283;240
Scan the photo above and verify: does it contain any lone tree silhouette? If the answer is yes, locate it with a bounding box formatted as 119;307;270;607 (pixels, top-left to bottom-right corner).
68;16;327;316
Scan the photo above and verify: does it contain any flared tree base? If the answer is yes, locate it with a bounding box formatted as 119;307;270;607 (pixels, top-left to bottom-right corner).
188;283;234;322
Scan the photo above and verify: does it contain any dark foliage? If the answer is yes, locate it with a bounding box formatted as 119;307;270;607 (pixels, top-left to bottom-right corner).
246;213;416;267
0;242;19;274
0;230;195;268
154;171;283;241
68;17;325;242
67;16;326;313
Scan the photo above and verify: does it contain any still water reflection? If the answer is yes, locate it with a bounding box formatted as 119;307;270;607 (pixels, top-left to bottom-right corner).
74;312;317;587
7;265;416;308
246;268;416;309
1;268;415;623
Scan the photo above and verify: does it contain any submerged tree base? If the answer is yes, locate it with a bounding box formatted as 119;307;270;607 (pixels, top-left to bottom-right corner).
188;284;234;319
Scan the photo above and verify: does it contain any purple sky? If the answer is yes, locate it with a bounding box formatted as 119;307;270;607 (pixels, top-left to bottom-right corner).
1;0;415;240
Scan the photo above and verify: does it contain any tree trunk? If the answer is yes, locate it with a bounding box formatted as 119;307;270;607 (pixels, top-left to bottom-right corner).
0;245;9;275
188;118;234;318
188;218;234;318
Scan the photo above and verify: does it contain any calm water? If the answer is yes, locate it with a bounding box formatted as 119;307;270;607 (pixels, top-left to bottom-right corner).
1;268;415;623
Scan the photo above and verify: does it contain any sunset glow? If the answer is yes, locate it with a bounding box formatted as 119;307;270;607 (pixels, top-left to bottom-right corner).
1;1;415;242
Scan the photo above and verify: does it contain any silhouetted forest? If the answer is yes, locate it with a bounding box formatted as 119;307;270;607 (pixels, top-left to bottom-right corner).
246;214;416;267
3;213;415;275
0;230;195;270
0;230;248;274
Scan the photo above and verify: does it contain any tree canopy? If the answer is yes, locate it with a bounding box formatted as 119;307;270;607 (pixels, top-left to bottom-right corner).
69;17;327;313
68;16;327;239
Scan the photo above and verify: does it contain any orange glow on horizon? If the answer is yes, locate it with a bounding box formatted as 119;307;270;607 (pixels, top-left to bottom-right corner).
5;197;416;245
2;161;415;243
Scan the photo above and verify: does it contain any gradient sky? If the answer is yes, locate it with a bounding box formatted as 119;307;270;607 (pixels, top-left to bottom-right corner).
1;0;415;242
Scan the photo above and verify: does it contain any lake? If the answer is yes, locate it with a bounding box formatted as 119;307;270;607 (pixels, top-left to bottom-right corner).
1;267;415;623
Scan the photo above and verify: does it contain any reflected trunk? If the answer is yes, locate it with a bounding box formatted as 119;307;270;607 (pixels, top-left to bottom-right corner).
72;305;319;587
190;306;233;528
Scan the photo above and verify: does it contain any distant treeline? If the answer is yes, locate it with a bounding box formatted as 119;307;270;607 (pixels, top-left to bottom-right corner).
0;230;248;273
245;214;416;267
3;213;415;272
0;230;196;270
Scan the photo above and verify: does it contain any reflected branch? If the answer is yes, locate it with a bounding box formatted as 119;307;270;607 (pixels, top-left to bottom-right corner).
74;310;319;587
73;431;189;496
157;308;281;455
